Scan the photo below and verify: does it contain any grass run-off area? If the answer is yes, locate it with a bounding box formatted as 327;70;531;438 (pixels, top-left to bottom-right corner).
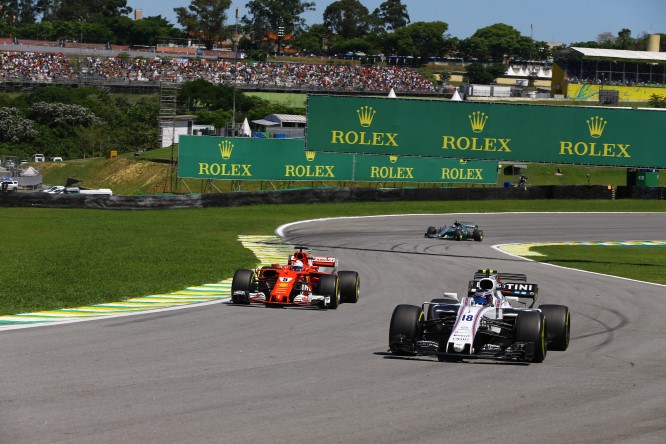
530;244;666;285
2;200;665;316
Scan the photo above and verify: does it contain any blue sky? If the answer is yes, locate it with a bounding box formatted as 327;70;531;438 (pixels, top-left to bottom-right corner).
127;0;665;45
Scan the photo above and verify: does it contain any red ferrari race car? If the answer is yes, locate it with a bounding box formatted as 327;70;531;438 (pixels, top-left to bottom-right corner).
230;246;360;309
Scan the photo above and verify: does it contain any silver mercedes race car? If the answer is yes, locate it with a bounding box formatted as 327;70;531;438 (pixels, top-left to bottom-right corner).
388;269;570;363
424;220;483;241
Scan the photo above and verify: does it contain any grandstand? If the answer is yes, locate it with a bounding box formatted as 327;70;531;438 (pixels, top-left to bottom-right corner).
0;39;448;97
552;34;666;101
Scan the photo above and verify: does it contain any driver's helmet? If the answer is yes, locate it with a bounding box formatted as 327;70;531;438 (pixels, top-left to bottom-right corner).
453;220;461;226
473;290;493;306
293;260;304;271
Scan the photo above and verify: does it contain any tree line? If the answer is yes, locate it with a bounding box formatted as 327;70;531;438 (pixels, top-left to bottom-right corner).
0;81;303;160
1;1;662;65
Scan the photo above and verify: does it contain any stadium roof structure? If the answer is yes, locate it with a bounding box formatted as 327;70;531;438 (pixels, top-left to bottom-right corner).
251;114;306;128
251;119;279;126
265;114;307;125
557;47;666;63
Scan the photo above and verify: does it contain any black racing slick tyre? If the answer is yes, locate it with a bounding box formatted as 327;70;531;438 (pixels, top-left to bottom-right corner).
319;274;340;309
425;226;437;237
539;304;571;351
454;229;463;241
473;229;484;242
339;271;360;303
231;269;254;305
389;304;423;355
515;311;547;363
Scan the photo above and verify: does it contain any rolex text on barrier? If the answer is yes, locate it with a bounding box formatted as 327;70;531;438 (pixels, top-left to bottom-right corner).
178;136;497;184
354;155;497;183
305;95;665;168
178;136;354;181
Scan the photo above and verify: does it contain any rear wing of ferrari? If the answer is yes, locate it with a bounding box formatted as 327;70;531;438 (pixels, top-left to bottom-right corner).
288;254;338;270
311;257;338;268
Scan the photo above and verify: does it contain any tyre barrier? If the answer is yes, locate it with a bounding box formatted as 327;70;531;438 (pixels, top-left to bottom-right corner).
1;185;657;210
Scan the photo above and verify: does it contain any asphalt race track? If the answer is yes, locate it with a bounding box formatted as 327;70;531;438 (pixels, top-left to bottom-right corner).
1;213;665;443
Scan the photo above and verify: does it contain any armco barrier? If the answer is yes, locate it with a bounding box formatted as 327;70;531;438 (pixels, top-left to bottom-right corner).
0;185;620;210
0;193;204;209
615;186;665;200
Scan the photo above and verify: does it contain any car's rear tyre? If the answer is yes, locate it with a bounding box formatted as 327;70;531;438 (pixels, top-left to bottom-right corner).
425;226;437;236
319;274;339;309
339;271;359;303
515;311;547;363
231;269;254;305
389;304;423;355
473;229;484;241
539;304;570;351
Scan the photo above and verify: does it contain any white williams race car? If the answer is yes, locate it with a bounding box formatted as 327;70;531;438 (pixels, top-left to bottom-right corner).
388;269;570;363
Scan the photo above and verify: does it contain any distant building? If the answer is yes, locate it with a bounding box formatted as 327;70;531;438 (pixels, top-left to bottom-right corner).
251;114;306;138
552;35;666;101
160;115;215;147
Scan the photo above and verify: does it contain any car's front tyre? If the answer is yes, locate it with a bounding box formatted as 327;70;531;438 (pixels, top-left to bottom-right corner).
389;304;423;355
539;304;570;351
338;271;359;303
231;269;254;304
515;310;547;363
319;274;339;309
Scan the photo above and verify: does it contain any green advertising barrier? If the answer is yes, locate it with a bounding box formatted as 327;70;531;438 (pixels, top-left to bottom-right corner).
305;95;666;168
178;136;497;184
353;155;497;183
178;136;355;181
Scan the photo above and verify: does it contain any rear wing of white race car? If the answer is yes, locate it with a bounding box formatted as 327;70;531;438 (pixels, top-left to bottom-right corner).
468;271;539;301
499;282;539;299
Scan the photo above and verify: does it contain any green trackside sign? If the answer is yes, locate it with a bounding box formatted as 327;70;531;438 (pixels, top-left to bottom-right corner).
178;136;353;181
304;95;666;168
353;155;496;183
178;136;498;184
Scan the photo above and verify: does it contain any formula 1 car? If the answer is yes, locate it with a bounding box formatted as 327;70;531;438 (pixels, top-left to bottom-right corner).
388;269;570;363
424;220;483;241
231;246;360;309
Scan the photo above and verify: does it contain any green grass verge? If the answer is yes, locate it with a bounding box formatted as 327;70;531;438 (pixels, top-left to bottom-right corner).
136;146;178;160
498;164;665;187
2;200;665;315
245;91;308;108
530;245;666;285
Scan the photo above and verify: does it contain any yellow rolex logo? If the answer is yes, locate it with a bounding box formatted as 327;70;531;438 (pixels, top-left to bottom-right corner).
586;116;607;138
219;140;234;160
305;150;316;161
389;155;398;163
357;105;376;128
468;111;488;133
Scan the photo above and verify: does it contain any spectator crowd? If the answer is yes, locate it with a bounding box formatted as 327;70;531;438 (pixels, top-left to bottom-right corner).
0;50;440;93
0;51;77;81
